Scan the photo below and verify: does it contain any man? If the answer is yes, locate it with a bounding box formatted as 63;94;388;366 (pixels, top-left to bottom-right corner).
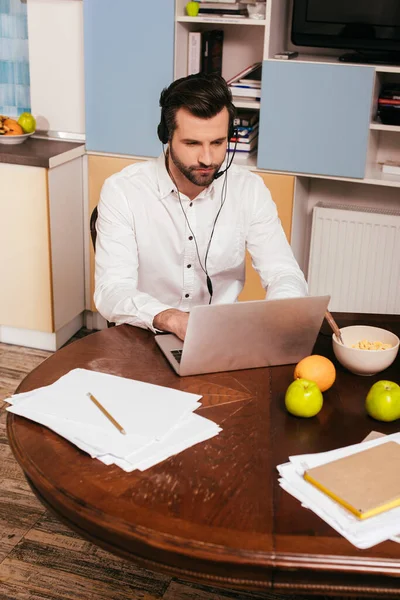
94;73;308;340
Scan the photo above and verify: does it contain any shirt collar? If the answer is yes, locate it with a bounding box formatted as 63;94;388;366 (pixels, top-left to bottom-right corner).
156;152;218;201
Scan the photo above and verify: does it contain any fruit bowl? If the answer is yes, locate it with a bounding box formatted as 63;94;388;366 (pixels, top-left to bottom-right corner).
0;131;35;145
332;325;399;376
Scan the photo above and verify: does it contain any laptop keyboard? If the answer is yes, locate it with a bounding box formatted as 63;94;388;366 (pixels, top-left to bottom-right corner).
171;349;183;364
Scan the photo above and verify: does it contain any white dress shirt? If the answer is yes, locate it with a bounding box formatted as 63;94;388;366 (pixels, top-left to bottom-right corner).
94;154;308;331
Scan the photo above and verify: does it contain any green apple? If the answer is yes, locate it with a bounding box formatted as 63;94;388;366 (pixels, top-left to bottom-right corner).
186;1;199;17
18;112;36;134
366;380;400;422
285;378;323;418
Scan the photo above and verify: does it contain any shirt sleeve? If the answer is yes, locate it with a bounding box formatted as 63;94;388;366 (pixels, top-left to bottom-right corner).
245;174;309;300
94;178;173;332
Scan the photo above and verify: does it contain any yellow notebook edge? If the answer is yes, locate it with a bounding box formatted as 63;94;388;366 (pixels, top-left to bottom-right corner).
303;472;400;520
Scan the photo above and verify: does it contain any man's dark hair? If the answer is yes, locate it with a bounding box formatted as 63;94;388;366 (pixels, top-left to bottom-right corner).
158;73;235;142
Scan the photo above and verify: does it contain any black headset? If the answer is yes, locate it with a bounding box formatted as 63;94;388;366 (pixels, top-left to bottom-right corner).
158;103;236;145
158;76;238;303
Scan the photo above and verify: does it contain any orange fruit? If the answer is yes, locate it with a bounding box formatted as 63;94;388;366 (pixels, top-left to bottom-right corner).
294;355;336;392
3;118;23;135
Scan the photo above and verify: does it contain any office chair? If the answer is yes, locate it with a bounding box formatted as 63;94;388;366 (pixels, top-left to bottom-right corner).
89;205;98;251
90;206;115;328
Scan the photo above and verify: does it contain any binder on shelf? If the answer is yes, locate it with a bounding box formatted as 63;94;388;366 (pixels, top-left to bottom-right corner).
304;441;400;520
201;30;224;75
188;32;201;75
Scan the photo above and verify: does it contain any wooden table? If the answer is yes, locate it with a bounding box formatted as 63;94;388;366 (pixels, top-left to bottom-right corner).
7;314;400;597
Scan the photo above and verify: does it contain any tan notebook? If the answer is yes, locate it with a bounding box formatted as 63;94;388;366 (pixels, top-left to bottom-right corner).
304;441;400;520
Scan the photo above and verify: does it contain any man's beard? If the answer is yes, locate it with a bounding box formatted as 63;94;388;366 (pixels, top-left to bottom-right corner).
169;144;223;187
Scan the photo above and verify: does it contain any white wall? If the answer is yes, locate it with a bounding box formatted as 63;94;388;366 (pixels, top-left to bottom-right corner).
27;0;85;135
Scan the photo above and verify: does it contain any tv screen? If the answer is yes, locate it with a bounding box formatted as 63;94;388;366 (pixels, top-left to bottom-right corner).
291;0;400;59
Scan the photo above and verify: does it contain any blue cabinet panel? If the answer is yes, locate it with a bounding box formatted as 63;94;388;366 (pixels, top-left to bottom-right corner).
84;0;174;157
257;61;374;179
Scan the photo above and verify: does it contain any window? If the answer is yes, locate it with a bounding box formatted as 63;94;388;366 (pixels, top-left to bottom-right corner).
0;0;30;117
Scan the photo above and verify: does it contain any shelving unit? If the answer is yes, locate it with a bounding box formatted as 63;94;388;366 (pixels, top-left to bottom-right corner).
173;0;400;285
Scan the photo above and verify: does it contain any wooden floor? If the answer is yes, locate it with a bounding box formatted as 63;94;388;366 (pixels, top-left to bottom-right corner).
0;333;369;600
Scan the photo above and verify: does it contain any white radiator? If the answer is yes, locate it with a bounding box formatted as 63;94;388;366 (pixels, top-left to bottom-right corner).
308;204;400;314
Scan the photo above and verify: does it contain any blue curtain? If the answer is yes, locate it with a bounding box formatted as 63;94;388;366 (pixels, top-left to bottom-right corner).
0;0;30;117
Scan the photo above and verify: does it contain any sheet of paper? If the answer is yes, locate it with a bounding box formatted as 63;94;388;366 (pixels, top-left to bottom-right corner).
6;368;221;472
8;368;202;439
277;433;400;549
113;413;221;471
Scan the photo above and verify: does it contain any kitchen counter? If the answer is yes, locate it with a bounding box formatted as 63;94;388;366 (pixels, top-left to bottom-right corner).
0;137;85;168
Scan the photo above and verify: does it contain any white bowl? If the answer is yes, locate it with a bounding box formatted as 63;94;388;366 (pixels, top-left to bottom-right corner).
332;325;399;376
0;131;35;145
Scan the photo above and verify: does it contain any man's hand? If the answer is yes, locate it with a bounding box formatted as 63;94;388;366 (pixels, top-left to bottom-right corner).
153;309;189;341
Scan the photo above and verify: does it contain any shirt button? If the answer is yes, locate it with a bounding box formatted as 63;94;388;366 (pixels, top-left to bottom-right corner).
189;202;193;207
185;293;190;298
187;264;191;268
188;236;193;240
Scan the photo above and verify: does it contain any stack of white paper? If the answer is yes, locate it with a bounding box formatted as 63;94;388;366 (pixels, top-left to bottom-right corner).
277;433;400;549
6;368;221;472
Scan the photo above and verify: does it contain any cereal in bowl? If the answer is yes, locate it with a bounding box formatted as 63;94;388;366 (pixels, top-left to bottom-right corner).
351;339;392;351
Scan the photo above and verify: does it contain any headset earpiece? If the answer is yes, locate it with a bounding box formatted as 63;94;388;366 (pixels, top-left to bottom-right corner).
157;110;169;144
228;121;236;142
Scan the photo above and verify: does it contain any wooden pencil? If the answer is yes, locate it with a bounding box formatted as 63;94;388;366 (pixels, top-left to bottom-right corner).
86;392;126;435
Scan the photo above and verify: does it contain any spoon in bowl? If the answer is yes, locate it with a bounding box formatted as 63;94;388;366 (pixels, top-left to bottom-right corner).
325;311;344;345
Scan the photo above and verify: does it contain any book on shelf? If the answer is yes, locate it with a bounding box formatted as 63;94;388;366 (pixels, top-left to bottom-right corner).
230;127;258;144
233;110;259;127
233;98;260;109
198;0;237;3
228;137;258;153
234;81;260;89
226;62;262;86
188;32;201;75
235;123;259;136
238;64;262;85
201;30;224;75
229;84;261;98
197;1;247;16
381;160;400;175
198;8;248;15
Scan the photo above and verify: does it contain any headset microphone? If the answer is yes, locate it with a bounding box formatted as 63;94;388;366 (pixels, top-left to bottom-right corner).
213;168;227;180
213;133;238;180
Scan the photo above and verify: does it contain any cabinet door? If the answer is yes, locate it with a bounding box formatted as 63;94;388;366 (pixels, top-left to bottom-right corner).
83;0;174;157
0;164;53;332
257;61;374;179
238;172;294;301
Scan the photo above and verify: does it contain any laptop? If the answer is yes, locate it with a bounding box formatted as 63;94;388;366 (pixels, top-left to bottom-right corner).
155;295;330;376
